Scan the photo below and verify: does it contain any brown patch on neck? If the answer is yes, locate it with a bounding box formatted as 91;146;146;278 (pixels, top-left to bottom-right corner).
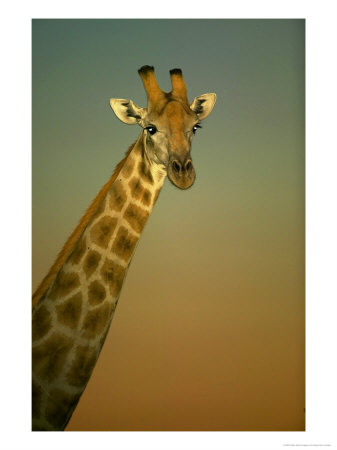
32;332;73;382
128;177;152;206
55;292;83;329
32;141;137;310
83;250;101;280
81;302;112;339
90;216;118;249
111;226;138;262
123;203;149;234
88;280;106;306
32;305;52;341
100;258;125;297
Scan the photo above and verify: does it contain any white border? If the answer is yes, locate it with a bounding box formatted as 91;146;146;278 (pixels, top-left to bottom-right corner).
1;1;336;449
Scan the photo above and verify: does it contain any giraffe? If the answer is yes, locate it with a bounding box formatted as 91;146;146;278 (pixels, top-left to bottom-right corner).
32;65;216;431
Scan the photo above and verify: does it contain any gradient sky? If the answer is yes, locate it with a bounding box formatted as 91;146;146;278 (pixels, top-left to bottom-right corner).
32;19;305;431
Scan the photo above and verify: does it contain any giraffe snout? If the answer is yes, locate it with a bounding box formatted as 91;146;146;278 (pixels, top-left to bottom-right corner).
167;155;195;190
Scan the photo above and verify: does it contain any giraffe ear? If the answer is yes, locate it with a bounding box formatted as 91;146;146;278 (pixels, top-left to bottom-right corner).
190;93;216;120
110;99;145;125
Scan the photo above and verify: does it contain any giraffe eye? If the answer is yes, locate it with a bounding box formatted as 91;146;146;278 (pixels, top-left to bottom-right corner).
145;126;157;135
192;123;202;134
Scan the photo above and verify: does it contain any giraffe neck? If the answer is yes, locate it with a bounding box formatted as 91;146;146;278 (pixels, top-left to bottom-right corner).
32;135;166;430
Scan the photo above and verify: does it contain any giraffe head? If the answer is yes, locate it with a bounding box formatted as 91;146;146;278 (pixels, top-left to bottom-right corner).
110;66;216;190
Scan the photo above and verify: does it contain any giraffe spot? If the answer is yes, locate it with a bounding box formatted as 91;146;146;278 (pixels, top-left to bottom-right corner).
32;332;73;383
138;160;154;184
83;250;101;279
111;226;138;263
129;176;143;200
88;280;106;306
142;188;152;206
45;388;81;430
108;180;127;212
32;380;42;420
90;215;118;248
123;203;149;234
120;158;135;179
68;235;86;265
32;304;51;341
100;258;125;297
56;292;82;329
49;271;80;300
129;177;152;206
81;301;112;339
66;344;97;387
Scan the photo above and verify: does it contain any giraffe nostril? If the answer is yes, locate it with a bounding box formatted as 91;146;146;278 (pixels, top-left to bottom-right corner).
172;160;181;174
185;160;192;172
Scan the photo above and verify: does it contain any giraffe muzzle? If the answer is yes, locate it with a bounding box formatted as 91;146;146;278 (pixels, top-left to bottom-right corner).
167;155;196;190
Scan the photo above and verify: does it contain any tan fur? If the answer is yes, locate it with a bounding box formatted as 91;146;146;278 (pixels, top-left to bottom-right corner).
32;142;136;310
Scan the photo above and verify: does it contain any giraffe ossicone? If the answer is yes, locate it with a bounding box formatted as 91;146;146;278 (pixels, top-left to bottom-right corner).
32;65;216;431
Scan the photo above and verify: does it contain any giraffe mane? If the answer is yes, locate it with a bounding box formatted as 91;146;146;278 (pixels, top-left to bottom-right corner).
32;142;136;309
